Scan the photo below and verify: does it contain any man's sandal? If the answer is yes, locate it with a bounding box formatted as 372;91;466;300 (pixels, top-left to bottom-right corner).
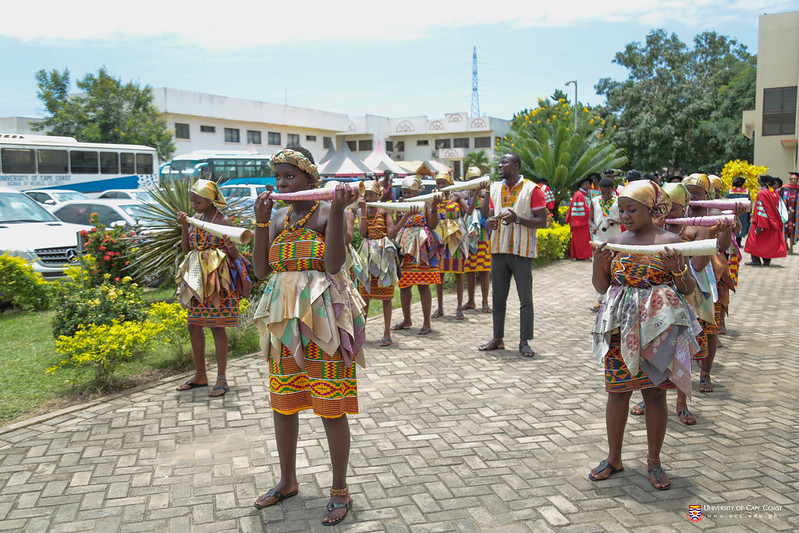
254;488;298;509
478;339;504;351
588;459;624;481
519;344;535;358
322;487;352;526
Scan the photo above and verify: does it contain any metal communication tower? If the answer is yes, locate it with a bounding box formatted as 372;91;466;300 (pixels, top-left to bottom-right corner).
471;46;480;117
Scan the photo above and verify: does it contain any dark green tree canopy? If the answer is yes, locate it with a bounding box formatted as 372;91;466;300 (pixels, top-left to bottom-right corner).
596;29;754;174
34;67;175;161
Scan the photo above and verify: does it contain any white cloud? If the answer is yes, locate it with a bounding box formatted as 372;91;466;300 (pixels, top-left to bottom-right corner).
2;0;791;49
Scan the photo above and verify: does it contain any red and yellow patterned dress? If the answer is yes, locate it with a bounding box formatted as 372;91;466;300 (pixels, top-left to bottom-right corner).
356;212;398;301
253;219;367;419
396;212;443;289
175;225;251;327
436;196;469;274
464;195;491;272
593;253;701;396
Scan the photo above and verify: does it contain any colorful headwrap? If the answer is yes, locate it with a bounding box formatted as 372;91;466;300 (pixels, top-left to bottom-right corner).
401;175;422;191
190;179;227;209
435;171;453;185
465;166;481;180
270;148;320;186
682;173;710;193
619;180;672;219
708;175;724;198
662;182;691;207
363;180;381;195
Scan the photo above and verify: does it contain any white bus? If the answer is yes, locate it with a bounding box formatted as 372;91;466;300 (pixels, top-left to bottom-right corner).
160;150;274;187
0;133;158;193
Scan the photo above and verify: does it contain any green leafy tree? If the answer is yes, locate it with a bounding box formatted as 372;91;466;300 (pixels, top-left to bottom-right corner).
495;94;627;209
596;29;754;174
463;150;491;175
33;67;175;161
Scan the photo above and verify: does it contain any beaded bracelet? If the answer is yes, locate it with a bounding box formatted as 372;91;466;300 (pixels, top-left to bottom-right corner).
255;221;271;228
671;264;689;277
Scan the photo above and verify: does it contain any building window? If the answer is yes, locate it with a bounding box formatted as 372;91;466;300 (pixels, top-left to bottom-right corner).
266;132;280;145
287;133;300;146
763;86;797;136
323;136;333;149
247;130;262;144
474;136;491;148
306;135;317;142
396;141;405;152
358;140;373;151
435;139;451;150
416;140;429;146
175;123;190;139
346;140;357;151
385;140;393;152
454;137;469;148
200;125;215;133
224;128;240;143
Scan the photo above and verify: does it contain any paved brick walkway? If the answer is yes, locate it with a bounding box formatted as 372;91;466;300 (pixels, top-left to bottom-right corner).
1;254;797;532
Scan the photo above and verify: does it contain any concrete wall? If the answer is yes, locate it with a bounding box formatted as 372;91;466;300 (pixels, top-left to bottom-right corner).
743;11;799;177
0;117;43;134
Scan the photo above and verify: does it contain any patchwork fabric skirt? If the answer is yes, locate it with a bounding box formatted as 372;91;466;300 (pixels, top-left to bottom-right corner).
188;288;239;327
358;275;395;301
604;332;677;393
269;342;358;418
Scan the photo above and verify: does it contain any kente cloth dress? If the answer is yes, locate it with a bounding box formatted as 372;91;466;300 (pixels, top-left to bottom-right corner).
464;196;491;273
436;196;469;274
356;212;398;301
396;213;443;289
175;225;251;327
252;220;367;419
593;253;701;396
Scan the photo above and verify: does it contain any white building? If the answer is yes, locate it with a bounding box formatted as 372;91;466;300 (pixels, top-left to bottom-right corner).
741;10;799;177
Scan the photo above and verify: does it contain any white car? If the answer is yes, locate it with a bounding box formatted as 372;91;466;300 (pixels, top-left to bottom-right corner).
24;189;90;208
52;199;150;229
0;187;90;278
95;189;154;202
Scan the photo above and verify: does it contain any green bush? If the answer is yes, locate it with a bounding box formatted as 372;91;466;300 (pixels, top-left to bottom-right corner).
535;223;571;265
147;301;190;364
51;276;147;338
0;254;51;311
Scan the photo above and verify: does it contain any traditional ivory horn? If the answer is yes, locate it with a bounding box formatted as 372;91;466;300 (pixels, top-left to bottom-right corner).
664;215;735;226
407;191;444;203
187;217;253;245
266;182;365;202
590;238;718;256
689;199;751;210
364;201;426;213
441;176;491;192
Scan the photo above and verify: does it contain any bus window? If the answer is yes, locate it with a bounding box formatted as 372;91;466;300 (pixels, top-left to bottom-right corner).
121;153;135;174
38;149;69;173
136;153;154;174
2;148;36;173
100;152;119;174
70;151;99;174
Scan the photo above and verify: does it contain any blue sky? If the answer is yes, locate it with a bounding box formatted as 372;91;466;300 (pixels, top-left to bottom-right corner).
1;0;796;121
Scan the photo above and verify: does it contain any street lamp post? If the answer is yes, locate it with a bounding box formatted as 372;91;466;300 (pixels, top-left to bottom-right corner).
565;80;577;131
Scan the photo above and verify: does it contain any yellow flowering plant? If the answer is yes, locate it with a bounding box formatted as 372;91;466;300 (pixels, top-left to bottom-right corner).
720;159;768;198
535;223;572;265
0;254;51;312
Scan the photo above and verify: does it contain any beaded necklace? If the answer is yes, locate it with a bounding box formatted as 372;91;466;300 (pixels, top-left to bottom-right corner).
284;201;319;232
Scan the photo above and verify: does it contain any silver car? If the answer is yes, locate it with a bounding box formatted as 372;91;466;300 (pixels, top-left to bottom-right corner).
0;188;90;278
52;199;150;229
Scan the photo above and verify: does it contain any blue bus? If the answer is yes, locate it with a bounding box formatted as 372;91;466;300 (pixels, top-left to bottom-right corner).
159;151;275;187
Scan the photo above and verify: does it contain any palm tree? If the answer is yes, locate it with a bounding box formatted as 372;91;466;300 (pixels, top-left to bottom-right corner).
463;150;491;176
496;98;626;209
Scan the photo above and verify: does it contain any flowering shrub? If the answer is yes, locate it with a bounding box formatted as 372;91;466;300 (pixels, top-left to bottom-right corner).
49;319;156;387
0;254;51;311
80;212;138;286
148;301;190;362
51;275;146;338
535;223;572;265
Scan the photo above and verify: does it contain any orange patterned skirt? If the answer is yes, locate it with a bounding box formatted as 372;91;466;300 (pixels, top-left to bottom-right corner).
398;255;441;289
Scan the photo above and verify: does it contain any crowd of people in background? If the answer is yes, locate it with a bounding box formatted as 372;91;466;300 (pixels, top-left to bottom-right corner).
172;147;791;523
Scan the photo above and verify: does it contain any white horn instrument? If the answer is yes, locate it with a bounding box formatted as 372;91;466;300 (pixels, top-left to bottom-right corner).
187;217;254;245
405;191;444;203
590;238;718;256
364;201;427;213
265;181;365;202
441;176;491;192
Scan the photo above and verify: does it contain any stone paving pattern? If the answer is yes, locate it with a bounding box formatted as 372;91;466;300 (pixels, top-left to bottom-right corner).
0;255;797;532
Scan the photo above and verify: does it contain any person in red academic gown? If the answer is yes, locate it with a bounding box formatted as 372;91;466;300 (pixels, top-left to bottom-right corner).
566;177;593;260
744;175;787;266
